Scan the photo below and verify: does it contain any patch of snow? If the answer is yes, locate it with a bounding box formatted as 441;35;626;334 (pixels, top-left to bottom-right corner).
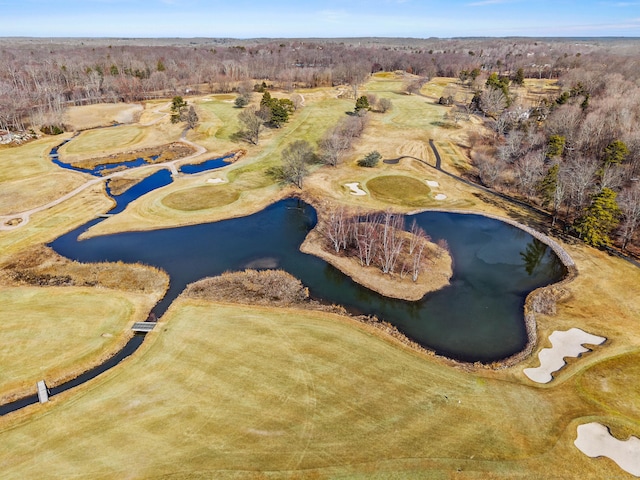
434;194;447;200
426;180;440;187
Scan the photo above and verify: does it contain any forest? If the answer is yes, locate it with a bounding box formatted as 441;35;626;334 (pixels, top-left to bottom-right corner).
1;36;639;254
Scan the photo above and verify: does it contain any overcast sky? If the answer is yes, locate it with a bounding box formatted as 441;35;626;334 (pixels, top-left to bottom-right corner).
3;0;640;38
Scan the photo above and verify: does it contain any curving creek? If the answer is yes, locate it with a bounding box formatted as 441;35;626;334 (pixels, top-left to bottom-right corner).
0;140;566;415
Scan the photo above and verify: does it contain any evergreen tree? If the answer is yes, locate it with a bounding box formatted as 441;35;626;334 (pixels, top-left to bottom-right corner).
259;92;291;127
358;151;381;167
170;96;188;124
354;95;370;114
513;68;525;86
573;188;621;247
602;140;629;165
547;135;565;158
538;163;564;226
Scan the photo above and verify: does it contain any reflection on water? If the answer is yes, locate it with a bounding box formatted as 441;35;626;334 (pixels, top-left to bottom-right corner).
520;238;566;278
50;199;565;363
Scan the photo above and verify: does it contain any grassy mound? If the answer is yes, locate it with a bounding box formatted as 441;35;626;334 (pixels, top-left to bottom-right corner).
161;185;240;211
366;175;432;207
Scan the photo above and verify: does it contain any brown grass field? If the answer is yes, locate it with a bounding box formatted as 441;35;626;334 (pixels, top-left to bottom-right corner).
0;73;638;478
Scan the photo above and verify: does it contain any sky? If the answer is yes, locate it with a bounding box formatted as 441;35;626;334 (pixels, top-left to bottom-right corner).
2;0;640;38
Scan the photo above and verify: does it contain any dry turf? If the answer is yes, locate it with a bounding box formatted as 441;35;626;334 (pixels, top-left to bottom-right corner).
0;74;639;478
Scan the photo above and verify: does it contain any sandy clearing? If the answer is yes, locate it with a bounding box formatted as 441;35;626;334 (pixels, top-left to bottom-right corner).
523;328;606;383
574;422;640;477
345;182;367;196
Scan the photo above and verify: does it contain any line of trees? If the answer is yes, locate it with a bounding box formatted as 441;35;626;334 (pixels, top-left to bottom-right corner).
3;37;637;134
467;61;640;252
321;207;448;282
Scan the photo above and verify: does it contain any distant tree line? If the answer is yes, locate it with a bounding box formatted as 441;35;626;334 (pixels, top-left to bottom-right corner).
3;37;636;133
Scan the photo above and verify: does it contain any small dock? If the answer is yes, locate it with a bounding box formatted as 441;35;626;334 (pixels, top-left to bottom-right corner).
37;380;49;404
132;322;157;333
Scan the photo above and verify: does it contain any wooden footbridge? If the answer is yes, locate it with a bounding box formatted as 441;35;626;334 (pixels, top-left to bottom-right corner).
131;322;157;333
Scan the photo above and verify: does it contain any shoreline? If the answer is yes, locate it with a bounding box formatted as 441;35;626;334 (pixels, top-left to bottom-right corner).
300;226;453;302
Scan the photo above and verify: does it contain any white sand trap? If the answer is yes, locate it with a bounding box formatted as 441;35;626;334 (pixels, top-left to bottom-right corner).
345;182;367;196
575;422;640;476
434;194;447;200
206;178;226;184
426;180;440;187
523;328;606;383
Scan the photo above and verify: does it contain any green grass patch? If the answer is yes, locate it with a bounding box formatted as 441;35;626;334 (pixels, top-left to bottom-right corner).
366;175;432;207
161;185;240;211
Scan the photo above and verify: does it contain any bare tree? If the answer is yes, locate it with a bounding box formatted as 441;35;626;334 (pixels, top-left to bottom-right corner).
474;150;505;188
237;106;263;145
378;98;393;113
599;163;626;192
618;182;640;250
480;87;508;119
408;221;429;281
324;206;350;253
378;211;405;274
280;140;315;188
561;156;599;220
318;126;351;167
514;151;545;198
354;213;379;267
404;76;429;95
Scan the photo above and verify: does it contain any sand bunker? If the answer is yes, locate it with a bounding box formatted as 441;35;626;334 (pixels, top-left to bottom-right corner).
426;180;440;187
575;422;640;476
523;328;606;383
345;182;367;196
206;178;226;184
434;194;447;200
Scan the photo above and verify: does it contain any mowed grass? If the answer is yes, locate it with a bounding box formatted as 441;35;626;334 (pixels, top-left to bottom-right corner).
366;175;432;207
0;136;88;216
86;92;352;235
63;103;143;130
59;122;183;163
0;300;626;479
161;185;240;211
0;286;150;403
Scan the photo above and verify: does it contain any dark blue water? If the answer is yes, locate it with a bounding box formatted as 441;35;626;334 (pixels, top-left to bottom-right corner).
179;155;232;174
106;169;174;214
50;139;152;177
49;137;231;177
2;199;563;415
50;198;564;363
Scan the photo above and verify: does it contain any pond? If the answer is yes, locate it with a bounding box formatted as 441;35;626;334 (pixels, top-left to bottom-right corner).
1;196;565;415
50;198;565;363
